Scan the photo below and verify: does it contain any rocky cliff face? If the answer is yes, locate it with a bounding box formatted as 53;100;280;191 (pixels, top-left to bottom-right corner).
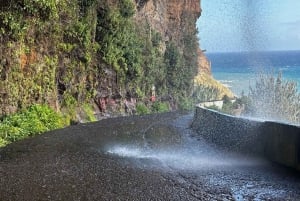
134;0;232;100
197;49;211;74
0;0;220;119
134;0;211;74
135;0;200;43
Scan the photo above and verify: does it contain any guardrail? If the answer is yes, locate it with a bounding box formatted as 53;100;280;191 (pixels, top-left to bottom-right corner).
191;106;300;171
197;100;224;109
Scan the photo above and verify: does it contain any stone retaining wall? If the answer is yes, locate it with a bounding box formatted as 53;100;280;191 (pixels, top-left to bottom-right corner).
191;106;300;171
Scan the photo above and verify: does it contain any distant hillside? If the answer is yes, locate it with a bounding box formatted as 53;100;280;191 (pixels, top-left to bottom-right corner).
194;73;235;101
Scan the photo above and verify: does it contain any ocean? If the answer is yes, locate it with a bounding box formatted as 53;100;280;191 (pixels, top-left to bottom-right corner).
206;50;300;96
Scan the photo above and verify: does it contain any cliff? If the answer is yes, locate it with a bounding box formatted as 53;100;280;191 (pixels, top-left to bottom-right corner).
134;0;232;100
197;49;211;74
135;0;212;73
134;0;200;47
0;0;230;121
194;49;234;100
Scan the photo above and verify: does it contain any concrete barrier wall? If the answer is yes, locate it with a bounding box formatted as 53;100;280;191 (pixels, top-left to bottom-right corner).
263;122;300;171
198;100;224;109
191;106;300;171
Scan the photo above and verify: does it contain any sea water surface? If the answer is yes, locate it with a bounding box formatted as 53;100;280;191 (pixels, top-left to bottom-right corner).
207;50;300;96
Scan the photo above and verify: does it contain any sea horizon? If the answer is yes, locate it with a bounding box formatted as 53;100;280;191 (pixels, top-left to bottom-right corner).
205;49;300;54
206;50;300;96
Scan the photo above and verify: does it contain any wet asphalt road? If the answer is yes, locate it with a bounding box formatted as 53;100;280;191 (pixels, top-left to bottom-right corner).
0;112;300;200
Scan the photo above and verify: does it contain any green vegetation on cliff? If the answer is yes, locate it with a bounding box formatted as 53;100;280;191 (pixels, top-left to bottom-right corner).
0;0;100;119
193;73;235;102
0;0;200;116
0;0;202;145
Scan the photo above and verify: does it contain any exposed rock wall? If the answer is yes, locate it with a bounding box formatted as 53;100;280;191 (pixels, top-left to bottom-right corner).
197;49;211;74
135;0;201;46
134;0;211;74
0;0;215;118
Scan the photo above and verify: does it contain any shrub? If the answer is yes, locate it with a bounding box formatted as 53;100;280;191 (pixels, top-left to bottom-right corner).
136;103;150;115
178;96;194;111
83;103;97;122
151;101;169;113
0;138;9;148
119;0;135;18
0;104;65;147
192;84;221;102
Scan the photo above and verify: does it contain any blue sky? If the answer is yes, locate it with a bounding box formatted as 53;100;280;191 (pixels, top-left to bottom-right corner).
197;0;300;52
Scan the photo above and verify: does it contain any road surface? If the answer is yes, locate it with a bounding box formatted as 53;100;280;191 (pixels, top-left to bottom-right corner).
1;112;300;200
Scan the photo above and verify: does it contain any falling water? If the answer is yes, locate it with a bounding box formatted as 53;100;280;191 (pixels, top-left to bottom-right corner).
106;143;263;171
102;114;299;200
105;114;265;171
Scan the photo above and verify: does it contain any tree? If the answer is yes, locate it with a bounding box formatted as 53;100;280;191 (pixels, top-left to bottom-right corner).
96;0;142;87
247;72;300;124
164;42;184;95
